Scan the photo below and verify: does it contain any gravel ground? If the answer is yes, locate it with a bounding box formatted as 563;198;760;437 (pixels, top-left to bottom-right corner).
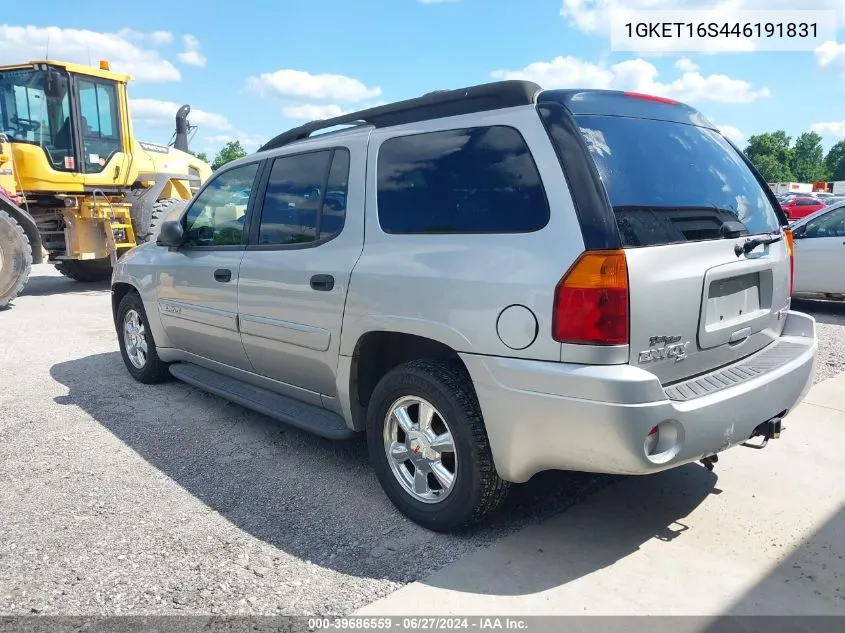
1;267;843;617
0;267;613;617
791;298;845;383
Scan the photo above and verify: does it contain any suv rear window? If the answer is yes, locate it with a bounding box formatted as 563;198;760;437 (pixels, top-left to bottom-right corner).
571;115;781;248
376;126;549;234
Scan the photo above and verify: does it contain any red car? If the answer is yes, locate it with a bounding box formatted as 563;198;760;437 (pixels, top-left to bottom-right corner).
781;196;825;220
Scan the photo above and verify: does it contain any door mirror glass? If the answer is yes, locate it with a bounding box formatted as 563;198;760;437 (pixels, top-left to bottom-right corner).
157;220;185;248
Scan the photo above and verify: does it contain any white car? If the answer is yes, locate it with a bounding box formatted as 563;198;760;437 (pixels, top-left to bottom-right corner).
791;201;845;299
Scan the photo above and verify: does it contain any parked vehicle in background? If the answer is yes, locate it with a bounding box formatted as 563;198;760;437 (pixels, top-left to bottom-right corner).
781;196;825;220
110;81;817;532
824;196;845;206
770;182;813;195
791;201;845;300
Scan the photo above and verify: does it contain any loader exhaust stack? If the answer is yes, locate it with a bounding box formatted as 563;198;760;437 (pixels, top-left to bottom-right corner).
174;105;191;153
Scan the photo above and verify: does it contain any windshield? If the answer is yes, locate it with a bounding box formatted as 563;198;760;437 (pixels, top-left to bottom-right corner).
0;68;75;171
574;115;781;248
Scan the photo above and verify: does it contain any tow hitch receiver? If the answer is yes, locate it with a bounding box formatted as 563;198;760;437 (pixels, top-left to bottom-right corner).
742;417;784;450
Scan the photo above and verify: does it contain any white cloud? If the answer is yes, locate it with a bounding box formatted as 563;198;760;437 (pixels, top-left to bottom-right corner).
810;121;845;138
717;124;745;145
130;98;231;131
116;28;173;46
675;57;699;73
816;40;845;70
281;104;348;120
150;31;174;46
561;1;843;52
491;55;770;104
0;25;180;82
246;69;381;102
204;132;265;152
177;34;206;68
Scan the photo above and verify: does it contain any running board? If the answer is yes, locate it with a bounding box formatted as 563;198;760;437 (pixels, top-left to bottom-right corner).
168;362;356;440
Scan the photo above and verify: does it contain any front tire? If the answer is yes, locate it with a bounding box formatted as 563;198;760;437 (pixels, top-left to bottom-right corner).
116;291;171;384
366;359;509;533
0;208;32;308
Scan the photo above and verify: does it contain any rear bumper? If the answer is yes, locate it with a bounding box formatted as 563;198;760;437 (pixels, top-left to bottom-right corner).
461;310;817;483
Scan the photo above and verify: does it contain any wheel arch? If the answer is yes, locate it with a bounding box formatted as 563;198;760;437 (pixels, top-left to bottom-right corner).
346;330;471;432
0;196;43;264
111;281;138;323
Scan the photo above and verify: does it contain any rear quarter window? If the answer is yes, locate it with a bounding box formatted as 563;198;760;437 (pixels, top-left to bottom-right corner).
376;125;550;234
574;115;781;247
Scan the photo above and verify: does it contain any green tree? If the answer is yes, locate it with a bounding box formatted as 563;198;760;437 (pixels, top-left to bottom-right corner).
744;131;793;180
824;140;845;181
752;155;794;182
189;150;210;163
211;141;247;170
789;132;828;182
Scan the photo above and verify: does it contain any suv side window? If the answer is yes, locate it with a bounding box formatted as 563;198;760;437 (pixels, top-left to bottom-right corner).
803;208;845;238
377;126;549;234
183;162;260;247
256;148;350;246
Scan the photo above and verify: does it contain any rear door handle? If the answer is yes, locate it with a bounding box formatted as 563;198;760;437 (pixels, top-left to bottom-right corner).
310;274;334;291
214;268;232;283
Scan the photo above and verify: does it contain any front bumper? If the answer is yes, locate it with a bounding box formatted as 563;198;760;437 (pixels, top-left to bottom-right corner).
461;310;818;483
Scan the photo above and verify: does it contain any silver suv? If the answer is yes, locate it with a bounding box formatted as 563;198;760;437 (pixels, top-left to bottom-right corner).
111;81;818;532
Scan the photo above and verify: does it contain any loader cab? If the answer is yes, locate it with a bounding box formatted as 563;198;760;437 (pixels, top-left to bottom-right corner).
0;61;131;188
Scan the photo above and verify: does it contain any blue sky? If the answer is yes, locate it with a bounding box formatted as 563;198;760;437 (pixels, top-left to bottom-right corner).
2;0;845;157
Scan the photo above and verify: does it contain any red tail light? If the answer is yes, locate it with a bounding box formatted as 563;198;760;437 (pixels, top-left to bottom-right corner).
784;228;794;296
553;250;629;345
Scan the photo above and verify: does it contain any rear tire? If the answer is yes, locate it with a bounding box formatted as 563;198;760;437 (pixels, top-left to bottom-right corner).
0;208;32;308
366;359;509;533
55;258;112;283
116;291;171;384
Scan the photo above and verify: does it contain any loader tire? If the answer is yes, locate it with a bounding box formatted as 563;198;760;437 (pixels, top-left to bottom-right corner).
140;198;186;243
0;208;32;309
55;258;112;283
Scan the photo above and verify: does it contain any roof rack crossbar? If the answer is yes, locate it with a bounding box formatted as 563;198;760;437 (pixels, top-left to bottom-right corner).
258;80;542;152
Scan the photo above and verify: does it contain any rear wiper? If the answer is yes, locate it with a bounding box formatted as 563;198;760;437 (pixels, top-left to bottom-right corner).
734;232;783;256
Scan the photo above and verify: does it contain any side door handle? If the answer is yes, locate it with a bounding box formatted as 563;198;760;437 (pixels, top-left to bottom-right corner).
214;268;232;283
310;274;334;291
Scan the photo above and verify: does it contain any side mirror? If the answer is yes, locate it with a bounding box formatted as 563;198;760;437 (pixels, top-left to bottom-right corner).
156;220;186;248
791;225;806;239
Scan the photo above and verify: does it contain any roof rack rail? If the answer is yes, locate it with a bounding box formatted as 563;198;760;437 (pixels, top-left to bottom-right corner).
258;79;542;152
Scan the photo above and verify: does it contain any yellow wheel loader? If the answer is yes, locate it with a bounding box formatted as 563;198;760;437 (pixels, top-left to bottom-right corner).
0;59;212;307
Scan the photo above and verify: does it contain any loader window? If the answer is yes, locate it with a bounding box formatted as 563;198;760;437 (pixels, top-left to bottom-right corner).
0;68;76;171
77;79;121;173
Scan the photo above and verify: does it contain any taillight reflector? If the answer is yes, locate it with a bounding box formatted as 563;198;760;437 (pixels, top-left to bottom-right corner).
784;228;794;296
623;91;678;105
553;250;629;345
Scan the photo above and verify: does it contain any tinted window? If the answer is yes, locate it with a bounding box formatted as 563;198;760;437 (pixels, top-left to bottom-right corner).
574;115;780;247
377;126;549;234
320;149;349;239
804;208;845;238
257;149;350;246
184;162;259;247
